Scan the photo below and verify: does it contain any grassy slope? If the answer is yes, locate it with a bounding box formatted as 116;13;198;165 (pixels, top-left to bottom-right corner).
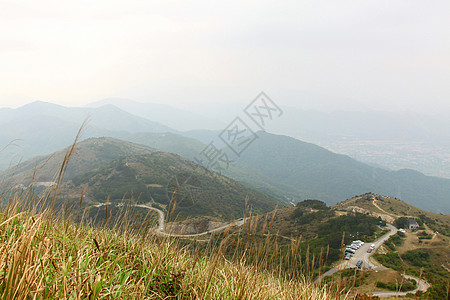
0;197;338;299
3;137;157;184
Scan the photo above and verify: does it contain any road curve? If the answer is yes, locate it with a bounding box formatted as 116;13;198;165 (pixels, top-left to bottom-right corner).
369;275;430;298
133;204;165;232
134;204;246;237
93;203;245;237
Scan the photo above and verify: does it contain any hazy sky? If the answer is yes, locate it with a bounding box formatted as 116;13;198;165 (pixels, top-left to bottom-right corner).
1;0;449;113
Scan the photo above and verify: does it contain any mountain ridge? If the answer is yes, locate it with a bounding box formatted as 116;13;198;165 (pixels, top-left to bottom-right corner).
227;131;450;213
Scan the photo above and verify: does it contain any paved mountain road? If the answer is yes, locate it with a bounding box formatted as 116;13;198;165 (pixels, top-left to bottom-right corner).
349;224;398;269
369;275;430;298
94;202;429;296
93;203;245;237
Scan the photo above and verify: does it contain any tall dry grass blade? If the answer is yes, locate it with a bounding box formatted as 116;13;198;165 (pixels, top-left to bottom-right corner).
49;119;88;212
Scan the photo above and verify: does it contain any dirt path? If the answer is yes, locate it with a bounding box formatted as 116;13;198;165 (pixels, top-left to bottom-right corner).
372;198;395;218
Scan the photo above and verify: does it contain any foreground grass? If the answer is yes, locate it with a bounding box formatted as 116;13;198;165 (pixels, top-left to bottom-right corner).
0;134;345;299
0;197;345;299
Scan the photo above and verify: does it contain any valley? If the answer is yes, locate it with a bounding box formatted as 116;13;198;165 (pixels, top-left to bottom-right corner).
320;139;450;179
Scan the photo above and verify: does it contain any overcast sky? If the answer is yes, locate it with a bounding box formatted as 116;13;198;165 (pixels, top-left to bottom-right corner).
1;0;449;113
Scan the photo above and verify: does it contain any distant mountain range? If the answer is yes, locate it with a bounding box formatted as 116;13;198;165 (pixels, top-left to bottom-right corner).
172;103;450;178
1;101;449;214
226;132;450;214
0;101;175;170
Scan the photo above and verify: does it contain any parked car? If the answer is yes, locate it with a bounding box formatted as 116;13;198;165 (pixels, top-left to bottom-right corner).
366;248;372;253
344;254;351;260
345;248;356;254
356;260;364;268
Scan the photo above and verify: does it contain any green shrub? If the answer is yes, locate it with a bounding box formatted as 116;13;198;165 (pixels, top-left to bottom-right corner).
401;249;430;267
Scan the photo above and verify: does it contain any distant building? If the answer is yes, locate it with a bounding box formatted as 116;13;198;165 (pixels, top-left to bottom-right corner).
407;218;420;230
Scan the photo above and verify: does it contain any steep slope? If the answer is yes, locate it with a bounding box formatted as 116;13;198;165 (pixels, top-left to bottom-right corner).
2;132;207;186
3;104;449;214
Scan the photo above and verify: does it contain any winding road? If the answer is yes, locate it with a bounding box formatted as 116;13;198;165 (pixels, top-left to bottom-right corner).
94;202;430;296
93;202;245;237
369;275;430;298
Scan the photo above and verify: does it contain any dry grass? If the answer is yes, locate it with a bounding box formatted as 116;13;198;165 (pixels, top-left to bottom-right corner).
0;192;348;299
0;135;346;299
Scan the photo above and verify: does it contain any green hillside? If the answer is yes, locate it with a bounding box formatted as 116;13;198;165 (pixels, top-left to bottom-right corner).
69;151;284;220
3;137;285;221
3;137;157;184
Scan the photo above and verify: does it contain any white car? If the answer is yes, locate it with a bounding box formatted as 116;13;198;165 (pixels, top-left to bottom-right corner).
345;248;356;254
